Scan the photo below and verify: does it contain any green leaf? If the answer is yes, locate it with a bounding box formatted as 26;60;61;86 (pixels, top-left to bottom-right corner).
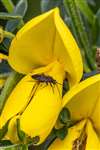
0;73;10;79
41;0;67;21
75;0;98;45
0;119;10;140
87;0;95;6
6;0;28;32
16;119;26;142
1;0;14;13
3;0;28;49
96;9;100;46
21;144;28;150
59;107;71;126
0;12;22;20
41;0;61;12
0;140;12;147
0;60;11;74
64;0;96;70
75;0;95;25
96;9;100;25
0;71;23;114
13;0;28;17
0;144;21;150
24;0;41;22
55;126;68;140
40;0;68;22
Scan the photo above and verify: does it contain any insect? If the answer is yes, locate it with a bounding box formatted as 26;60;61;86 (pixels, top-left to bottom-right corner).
20;74;61;115
31;73;62;94
31;74;57;85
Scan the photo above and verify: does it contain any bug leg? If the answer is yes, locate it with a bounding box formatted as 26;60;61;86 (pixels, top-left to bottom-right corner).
56;81;62;85
20;82;40;115
46;82;48;86
39;82;47;89
50;83;54;93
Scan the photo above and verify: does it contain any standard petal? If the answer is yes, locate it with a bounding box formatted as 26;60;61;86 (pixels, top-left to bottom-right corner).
54;9;83;85
8;8;83;85
8;8;57;73
62;74;100;121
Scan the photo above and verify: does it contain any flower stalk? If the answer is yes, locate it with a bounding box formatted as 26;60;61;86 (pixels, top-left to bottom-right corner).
0;27;15;43
0;71;23;114
4;30;15;39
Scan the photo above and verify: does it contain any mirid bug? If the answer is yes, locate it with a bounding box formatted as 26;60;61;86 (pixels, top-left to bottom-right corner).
31;74;57;85
20;74;61;115
31;73;61;95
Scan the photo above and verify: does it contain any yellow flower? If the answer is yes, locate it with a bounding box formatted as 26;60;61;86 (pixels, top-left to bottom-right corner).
49;74;100;149
0;7;83;145
0;61;65;144
8;8;83;86
49;119;100;150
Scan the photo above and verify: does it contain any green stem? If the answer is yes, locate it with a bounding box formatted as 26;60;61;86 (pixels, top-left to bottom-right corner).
64;0;96;70
1;0;14;13
1;144;21;150
21;145;28;150
4;31;15;39
0;71;23;114
81;50;91;73
83;61;91;73
0;72;10;79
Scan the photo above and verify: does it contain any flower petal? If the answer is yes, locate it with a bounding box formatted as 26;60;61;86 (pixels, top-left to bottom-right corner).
8;8;57;73
20;83;61;144
5;115;19;143
85;120;100;149
0;75;35;127
48;120;87;150
20;61;64;144
48;120;100;150
62;74;100;125
8;8;83;85
0;61;64;144
54;9;83;85
91;95;100;135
